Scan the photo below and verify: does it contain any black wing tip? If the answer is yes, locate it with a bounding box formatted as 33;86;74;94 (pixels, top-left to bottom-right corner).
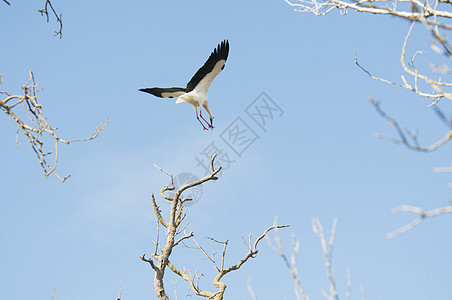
215;39;229;61
139;88;153;93
139;88;161;97
140;87;188;98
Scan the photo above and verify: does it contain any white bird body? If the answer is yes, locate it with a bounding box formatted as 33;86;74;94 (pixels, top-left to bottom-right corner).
176;89;205;106
176;90;212;120
140;40;229;130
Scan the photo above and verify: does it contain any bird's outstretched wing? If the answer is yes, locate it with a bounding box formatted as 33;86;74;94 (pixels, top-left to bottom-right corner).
186;40;229;93
139;87;187;98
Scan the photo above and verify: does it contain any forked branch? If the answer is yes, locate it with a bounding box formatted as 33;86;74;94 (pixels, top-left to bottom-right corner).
387;205;452;238
142;155;289;299
268;218;356;300
368;96;452;152
141;154;221;300
38;0;63;38
171;224;290;299
267;218;308;300
0;71;109;182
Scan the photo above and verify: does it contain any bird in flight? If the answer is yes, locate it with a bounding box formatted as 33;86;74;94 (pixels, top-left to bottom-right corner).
139;40;229;130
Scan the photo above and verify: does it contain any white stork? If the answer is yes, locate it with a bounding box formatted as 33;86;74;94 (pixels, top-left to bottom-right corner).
140;40;229;130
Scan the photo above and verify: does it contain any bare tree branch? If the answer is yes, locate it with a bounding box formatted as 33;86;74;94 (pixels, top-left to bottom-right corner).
387;205;452;238
116;279;122;300
247;276;258;300
288;0;452;105
312;218;339;300
173;231;194;247
0;71;109;182
266;217;308;300
345;267;351;300
143;162;290;299
38;0;63;38
151;193;168;228
180;223;290;299
286;0;452;23
287;0;452;247
269;218;358;300
368;95;452;151
142;154;222;300
360;284;366;300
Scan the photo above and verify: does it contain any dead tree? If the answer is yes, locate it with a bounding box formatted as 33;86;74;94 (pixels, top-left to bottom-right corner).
0;71;109;182
141;154;289;299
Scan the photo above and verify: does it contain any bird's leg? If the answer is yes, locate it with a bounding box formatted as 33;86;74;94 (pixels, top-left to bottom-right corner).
199;109;214;130
195;107;209;130
199;109;210;126
209;117;214;129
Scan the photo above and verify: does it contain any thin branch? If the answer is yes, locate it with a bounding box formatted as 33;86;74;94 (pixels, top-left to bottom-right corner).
290;0;452;105
140;253;158;271
433;106;452;129
194;238;219;272
360;284;366;300
154;164;175;201
369;96;452;152
267;217;308;300
1;71;108;182
247;276;258;300
176;219;192;236
151;193;168;227
345;267;351;300
166;261;217;298
116;279;122;300
286;0;452;20
38;0;63;38
155;219;161;255
212;224;290;293
312;218;339;300
387;205;452;238
174;231;194;247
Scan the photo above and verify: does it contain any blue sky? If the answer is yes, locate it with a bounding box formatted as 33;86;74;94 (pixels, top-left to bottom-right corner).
1;1;452;299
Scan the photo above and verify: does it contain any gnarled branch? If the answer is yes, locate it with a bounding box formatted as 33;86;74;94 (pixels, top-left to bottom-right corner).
143;155;289;299
0;71;109;182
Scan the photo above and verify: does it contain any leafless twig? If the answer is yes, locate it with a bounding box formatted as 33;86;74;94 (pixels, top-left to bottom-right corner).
247;276;258;300
172;223;290;299
38;0;63;38
387;205;452;238
368;96;452;152
267;217;308;300
0;71;109;182
116;279;122;300
268;218;356;300
288;0;452;105
312;218;339;300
